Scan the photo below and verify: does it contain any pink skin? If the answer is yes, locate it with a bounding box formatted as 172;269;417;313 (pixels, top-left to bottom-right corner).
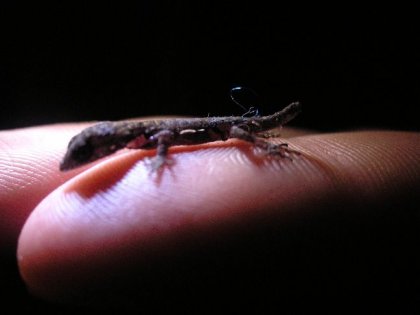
1;124;419;303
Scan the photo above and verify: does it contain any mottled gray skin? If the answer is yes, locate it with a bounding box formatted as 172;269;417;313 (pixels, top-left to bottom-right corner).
60;102;301;171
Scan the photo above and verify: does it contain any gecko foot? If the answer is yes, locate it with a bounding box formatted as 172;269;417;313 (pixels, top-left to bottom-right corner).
258;142;300;161
146;155;173;173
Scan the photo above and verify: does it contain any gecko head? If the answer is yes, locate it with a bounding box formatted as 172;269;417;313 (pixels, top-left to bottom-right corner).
59;122;127;171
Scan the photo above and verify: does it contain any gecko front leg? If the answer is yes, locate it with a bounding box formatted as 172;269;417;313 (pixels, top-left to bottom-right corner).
149;130;175;171
229;125;292;159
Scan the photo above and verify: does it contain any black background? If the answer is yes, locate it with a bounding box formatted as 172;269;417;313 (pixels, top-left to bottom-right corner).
1;2;419;312
1;2;418;131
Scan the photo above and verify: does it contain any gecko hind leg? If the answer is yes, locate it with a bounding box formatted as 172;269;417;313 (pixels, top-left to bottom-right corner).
229;126;294;159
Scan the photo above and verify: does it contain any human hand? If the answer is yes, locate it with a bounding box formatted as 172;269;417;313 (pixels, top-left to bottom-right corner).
1;123;419;309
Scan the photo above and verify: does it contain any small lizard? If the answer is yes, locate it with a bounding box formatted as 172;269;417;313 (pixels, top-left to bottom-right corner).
60;102;301;172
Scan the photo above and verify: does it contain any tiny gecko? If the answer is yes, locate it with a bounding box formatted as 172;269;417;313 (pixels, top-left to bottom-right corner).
60;102;301;171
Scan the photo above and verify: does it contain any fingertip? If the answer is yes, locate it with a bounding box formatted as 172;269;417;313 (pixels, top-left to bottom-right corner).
17;131;420;303
17;141;330;301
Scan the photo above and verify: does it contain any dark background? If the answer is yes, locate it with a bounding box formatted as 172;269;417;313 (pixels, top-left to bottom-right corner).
1;2;419;312
1;3;418;131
